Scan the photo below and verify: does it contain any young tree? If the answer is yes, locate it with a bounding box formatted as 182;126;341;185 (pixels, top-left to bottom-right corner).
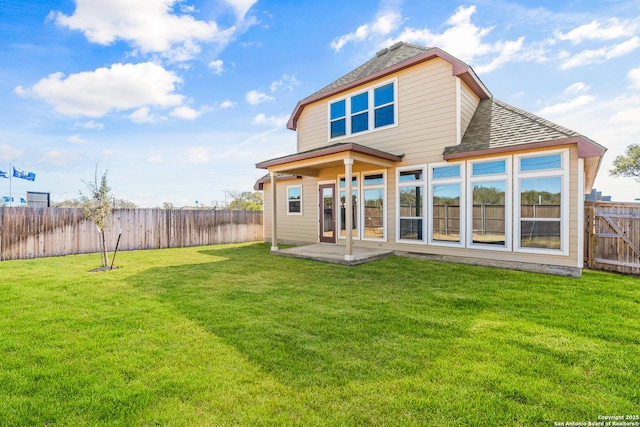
610;144;640;182
80;167;112;268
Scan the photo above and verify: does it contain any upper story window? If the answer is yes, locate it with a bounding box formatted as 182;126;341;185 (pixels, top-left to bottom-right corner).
328;80;396;140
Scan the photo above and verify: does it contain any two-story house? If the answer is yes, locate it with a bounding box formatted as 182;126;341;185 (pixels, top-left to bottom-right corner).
255;42;606;277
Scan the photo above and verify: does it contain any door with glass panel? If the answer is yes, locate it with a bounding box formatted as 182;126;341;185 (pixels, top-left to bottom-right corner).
319;184;336;243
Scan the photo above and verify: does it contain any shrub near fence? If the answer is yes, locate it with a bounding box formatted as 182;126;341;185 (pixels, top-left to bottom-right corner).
0;207;263;261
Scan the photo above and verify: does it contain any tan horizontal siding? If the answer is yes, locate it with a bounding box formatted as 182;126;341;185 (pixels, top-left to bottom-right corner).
460;80;480;136
296;58;458;162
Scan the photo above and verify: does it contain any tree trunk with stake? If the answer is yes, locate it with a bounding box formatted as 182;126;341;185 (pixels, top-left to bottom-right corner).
80;167;113;268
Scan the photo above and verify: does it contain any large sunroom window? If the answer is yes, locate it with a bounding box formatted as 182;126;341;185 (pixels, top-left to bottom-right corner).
515;150;568;254
362;172;385;240
328;80;396;139
468;158;510;249
397;168;425;242
429;163;464;246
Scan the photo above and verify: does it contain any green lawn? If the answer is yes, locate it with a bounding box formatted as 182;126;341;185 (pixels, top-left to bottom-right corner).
0;242;638;426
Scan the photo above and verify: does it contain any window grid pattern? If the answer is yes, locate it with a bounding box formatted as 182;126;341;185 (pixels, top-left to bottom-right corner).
328;80;396;140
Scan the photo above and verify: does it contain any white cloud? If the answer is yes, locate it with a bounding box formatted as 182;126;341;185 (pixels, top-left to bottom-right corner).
225;0;258;21
565;82;590;94
629;67;640;89
389;6;523;73
253;113;289;127
219;99;236;109
0;144;24;160
555;18;639;44
560;37;640;70
129;107;158;124
42;150;81;166
209;59;224;75
536;92;640;202
246;90;274;105
184;146;210;163
331;11;402;51
147;154;163;163
15;62;184;118
170;106;202;120
51;0;237;61
536;95;596;117
473;38;525;74
74;120;104;130
270;74;300;92
68;134;88;144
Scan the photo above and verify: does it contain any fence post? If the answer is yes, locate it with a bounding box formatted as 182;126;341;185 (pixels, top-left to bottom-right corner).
586;203;595;269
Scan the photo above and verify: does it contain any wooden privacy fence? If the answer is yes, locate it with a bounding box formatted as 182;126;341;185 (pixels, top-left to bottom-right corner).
0;207;263;261
584;201;640;275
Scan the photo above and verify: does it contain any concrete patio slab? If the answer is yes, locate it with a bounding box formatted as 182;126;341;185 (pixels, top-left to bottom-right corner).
273;243;393;266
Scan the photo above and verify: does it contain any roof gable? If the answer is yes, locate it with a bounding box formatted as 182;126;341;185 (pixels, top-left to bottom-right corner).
306;42;433;100
287;42;491;130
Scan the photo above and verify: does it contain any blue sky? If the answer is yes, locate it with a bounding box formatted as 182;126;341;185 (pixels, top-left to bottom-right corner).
1;0;639;207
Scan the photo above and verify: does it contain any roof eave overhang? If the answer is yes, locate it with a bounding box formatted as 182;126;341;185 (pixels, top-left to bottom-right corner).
256;143;403;170
287;48;492;131
442;136;606;161
254;174;301;191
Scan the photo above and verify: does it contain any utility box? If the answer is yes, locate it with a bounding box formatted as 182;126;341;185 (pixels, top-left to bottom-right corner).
27;191;50;208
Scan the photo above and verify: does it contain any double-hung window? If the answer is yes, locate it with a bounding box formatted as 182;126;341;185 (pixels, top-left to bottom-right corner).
397;168;425;242
374;83;394;128
350;93;369;134
515;150;568;254
428;162;464;246
467;158;511;250
328;80;396;139
287;185;302;215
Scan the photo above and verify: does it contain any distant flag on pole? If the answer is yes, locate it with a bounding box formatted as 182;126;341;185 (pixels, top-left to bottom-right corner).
12;166;36;181
3;196;14;203
0;170;8;178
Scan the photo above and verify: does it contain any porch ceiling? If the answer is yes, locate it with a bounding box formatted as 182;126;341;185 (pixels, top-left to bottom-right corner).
255;142;404;176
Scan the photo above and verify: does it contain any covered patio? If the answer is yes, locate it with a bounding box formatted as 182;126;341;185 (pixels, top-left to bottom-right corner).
255;142;403;262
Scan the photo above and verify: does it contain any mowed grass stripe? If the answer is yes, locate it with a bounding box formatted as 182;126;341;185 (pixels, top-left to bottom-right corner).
0;242;638;426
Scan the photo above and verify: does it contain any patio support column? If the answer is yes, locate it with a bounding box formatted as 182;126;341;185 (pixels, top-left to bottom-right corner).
344;158;355;261
270;171;278;251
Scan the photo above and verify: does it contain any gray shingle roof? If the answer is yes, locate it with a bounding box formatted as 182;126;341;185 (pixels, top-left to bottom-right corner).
445;98;594;156
305;42;433;100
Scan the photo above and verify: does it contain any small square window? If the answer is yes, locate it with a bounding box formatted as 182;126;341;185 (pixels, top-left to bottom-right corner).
375;105;394;128
351;92;368;113
330;100;345;119
331;119;346;138
374;83;394;107
351;112;368;133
